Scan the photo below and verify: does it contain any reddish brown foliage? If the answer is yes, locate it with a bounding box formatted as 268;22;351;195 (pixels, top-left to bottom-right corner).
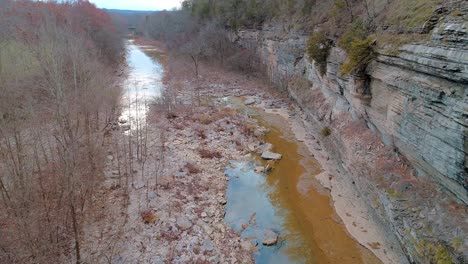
198;148;222;159
141;210;157;224
185;163;201;174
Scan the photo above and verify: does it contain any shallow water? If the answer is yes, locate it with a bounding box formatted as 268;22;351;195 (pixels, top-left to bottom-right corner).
225;98;381;264
120;42;164;130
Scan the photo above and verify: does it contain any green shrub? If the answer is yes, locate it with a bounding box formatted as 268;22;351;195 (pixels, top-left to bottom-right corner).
306;32;330;76
321;127;331;137
434;245;452;264
340;37;375;75
386;188;404;199
338;19;368;51
451;237;463;250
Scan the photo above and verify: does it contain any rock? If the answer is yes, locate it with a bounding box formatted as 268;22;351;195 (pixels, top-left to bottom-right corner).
148;191;157;200
205;207;216;217
208;255;220;263
262;229;278;246
247;144;256;152
244;98;256;105
203;224;214;235
241;222;249;229
176;217;192;231
216;223;225;233
201;212;208;218
240;240;253;251
236;20;468;263
254;166;265;173
201;239;214;252
261;151;282;160
256;143;273;153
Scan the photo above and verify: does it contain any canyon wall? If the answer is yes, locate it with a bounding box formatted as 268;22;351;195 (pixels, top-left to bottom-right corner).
232;17;467;263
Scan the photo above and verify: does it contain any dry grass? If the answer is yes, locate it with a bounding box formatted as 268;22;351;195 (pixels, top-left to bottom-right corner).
382;0;443;29
375;32;430;55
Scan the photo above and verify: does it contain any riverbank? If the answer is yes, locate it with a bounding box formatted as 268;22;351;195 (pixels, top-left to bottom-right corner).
256;100;408;264
81;41;403;263
158;53;406;262
153;45;404;263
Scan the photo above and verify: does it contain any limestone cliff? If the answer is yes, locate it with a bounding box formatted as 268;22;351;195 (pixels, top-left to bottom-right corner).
232;16;467;264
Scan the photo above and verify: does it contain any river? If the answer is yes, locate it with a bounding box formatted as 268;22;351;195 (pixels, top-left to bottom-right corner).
122;42;380;264
120;41;164;129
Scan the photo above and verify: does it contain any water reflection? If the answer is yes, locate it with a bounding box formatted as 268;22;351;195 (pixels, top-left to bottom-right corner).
120;42;163;131
225;161;305;264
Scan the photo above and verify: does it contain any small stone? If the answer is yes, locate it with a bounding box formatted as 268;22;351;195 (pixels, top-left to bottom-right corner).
176;217;192;231
208;255;219;263
241;222;249;229
254;166;265;173
203;224;214;235
218;197;227;205
240;240;253;251
216;223;225;233
256;143;273;153
201;239;214;252
107;155;114;161
262;229;278;246
247;144;256;152
201;212;208;218
261;151;282;160
148;191;157;200
244;98;256;105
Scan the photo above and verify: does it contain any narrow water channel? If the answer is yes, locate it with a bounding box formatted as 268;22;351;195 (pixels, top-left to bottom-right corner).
224;98;381;264
119;41;164;129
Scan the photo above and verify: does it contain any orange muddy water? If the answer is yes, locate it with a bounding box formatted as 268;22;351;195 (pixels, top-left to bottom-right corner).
225;98;381;263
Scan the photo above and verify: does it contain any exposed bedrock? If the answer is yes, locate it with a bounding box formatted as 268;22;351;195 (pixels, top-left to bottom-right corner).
232;19;467;263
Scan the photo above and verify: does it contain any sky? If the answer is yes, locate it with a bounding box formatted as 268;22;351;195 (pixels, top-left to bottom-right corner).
90;0;182;11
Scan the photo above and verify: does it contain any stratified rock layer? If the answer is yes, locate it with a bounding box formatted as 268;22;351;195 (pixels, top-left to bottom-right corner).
232;17;467;263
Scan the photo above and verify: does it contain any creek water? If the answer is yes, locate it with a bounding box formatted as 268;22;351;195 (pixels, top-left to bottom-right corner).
224;98;381;264
122;42;380;264
119;41;164;130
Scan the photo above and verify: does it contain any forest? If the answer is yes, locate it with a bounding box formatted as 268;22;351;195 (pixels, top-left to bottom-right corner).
0;0;123;262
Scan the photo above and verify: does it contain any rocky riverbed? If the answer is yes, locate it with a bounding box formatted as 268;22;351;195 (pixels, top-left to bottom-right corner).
80;42;405;264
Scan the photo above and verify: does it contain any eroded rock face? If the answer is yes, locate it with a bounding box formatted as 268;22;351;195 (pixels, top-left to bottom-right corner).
233;18;467;263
